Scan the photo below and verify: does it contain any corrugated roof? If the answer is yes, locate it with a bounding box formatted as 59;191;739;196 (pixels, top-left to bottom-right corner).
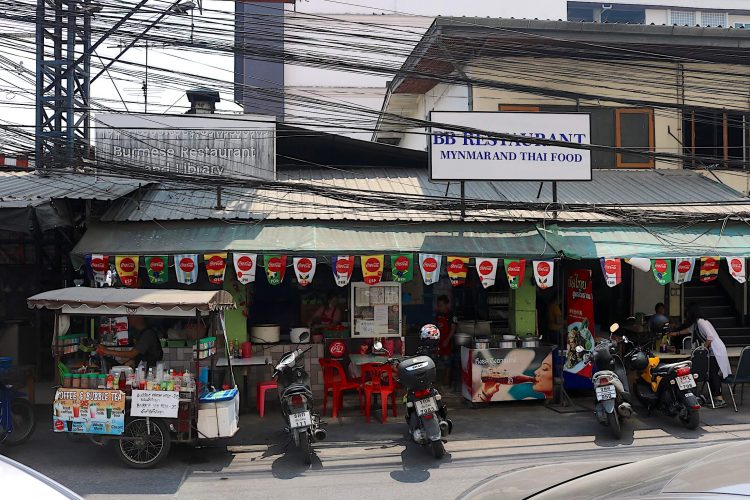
101;168;749;224
0;171;145;208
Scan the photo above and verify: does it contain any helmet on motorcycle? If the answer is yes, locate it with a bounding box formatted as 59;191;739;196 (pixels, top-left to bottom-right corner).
631;351;649;371
420;324;441;341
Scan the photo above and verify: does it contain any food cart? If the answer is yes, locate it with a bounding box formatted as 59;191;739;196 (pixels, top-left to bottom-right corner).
27;288;239;468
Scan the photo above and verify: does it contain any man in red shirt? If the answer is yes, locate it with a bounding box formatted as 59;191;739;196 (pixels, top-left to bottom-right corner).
435;295;457;386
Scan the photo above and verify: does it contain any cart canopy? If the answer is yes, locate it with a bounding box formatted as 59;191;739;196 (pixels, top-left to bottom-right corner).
27;288;236;317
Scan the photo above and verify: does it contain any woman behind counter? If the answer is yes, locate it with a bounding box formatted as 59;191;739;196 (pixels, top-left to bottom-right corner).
308;292;342;333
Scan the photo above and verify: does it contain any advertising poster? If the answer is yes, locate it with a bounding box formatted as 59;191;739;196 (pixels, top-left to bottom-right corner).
175;254;199;285
293;257;317;287
504;259;526;289
390;254;414;283
232;253;257;284
447;256;469;287
145;256;168;285
265;255;287;285
53;388;125;435
533;260;554;289
461;347;553;402
87;254;109;286
475;257;498;289
361;255;384;285
700;256;720;283
331;255;354;287
204;253;228;284
725;256;746;284
564;269;595;388
674;257;695;285
115;256;139;288
600;257;622;287
419;253;442;285
652;258;672;285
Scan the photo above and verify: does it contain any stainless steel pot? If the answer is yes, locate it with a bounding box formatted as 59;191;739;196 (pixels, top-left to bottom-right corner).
496;340;516;349
519;337;540;348
454;332;473;347
473;336;490;350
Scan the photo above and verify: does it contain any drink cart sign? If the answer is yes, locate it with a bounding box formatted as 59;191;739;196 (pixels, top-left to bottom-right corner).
564;269;595;388
430;111;591;181
131;390;180;418
461;347;553;402
53;388;125;435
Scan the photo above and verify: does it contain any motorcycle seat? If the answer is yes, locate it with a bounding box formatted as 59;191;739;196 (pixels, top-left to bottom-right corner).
651;362;688;377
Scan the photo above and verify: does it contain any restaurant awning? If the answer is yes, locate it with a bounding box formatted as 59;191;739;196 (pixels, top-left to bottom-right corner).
71;221;556;259
539;224;750;259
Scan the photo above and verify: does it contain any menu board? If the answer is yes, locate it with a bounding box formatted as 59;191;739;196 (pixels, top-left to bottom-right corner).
131;390;180;418
351;282;401;337
53;388;125;435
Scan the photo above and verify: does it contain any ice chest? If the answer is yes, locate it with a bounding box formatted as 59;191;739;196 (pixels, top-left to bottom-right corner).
197;388;239;438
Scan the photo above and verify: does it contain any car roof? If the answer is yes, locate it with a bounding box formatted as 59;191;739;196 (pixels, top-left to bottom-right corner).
0;454;81;499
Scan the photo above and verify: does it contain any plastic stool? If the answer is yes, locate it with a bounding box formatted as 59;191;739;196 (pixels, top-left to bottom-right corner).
257;380;278;417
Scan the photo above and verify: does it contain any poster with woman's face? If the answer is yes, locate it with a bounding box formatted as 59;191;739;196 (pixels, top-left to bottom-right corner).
462;348;553;402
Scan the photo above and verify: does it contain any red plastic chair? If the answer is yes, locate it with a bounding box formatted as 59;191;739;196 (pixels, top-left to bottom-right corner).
319;358;361;418
256;380;278;418
358;363;384;414
363;365;398;423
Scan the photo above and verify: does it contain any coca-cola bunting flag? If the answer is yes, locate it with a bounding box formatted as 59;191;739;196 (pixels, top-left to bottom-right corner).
725;256;746;284
265;255;287;286
390;254;413;283
600;257;622;287
232;253;257;284
475;257;498;289
174;254;199;285
651;259;672;286
87;254;109;285
700;256;720;283
204;253;228;285
115;256;139;288
419;254;442;286
446;256;469;287
504;259;526;289
331;255;354;287
673;258;695;285
145;256;168;285
293;257;317;287
361;255;384;286
533;260;555;289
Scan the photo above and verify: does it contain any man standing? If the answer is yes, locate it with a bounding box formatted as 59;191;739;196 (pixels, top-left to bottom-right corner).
435;295;457;386
97;316;163;369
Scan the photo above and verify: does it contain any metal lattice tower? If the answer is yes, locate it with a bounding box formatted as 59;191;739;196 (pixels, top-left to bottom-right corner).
35;0;93;171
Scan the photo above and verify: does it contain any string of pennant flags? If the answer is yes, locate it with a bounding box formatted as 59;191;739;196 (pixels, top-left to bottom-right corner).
86;253;747;290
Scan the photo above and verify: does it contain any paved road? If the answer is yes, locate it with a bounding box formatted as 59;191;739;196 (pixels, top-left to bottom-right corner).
3;398;750;499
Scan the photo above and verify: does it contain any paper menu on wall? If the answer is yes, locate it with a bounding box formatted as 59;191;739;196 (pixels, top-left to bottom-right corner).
356;319;374;336
373;305;388;330
355;287;370;306
384;286;399;305
370;287;385;305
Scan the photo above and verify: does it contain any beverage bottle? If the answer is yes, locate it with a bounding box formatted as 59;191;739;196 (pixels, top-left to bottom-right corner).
146;368;154;391
113;372;121;391
106;373;114;389
480;374;535;385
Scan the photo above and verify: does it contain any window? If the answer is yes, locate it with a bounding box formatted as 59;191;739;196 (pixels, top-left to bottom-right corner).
615;109;654;168
701;12;728;27
670;10;696;26
683;110;745;168
567;7;595;22
735;23;750;29
600;7;645;24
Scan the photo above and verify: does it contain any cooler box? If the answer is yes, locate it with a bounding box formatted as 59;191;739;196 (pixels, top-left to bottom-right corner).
197;388;239;438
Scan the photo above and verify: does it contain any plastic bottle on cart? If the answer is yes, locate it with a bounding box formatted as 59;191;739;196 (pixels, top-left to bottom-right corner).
183;371;195;394
106;373;114;390
146;368;154;391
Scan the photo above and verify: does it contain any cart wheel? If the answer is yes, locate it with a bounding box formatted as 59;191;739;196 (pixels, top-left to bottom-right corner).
115;418;171;469
2;399;36;446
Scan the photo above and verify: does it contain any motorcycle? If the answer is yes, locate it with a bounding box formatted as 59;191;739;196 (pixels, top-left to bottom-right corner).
272;345;326;464
373;333;452;459
624;324;702;429
576;323;633;439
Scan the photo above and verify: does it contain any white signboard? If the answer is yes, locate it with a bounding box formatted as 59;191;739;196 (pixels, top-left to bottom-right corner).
95;113;276;180
429;111;591;181
130;390;180;418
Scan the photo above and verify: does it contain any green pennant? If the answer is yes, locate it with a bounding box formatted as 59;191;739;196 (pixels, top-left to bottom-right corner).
390;254;413;283
145;256;168;284
264;255;287;286
651;259;672;285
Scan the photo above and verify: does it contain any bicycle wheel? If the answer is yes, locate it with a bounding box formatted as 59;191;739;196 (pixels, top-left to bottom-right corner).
3;398;36;446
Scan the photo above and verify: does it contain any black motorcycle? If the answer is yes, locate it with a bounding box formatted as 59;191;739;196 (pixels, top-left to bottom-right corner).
272;346;326;464
373;340;452;459
624;327;702;429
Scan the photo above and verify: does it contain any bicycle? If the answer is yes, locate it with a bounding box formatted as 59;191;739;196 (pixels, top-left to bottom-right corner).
0;357;36;446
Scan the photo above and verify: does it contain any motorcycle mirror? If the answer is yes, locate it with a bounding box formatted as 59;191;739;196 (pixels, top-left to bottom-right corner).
575;345;584;354
610;323;620;333
373;341;384;352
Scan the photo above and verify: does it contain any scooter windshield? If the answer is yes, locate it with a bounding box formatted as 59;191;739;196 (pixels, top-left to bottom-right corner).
275;352;297;371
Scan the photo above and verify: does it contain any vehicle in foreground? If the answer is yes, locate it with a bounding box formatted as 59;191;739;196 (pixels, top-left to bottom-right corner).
0;454;82;499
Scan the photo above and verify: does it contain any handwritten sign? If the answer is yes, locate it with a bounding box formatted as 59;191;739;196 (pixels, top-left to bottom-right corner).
53;388;125;435
130;390;180;418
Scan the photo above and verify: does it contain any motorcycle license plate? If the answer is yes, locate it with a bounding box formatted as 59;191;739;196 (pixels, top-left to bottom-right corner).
595;385;617;401
415;397;438;416
289;411;312;429
677;375;696;390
